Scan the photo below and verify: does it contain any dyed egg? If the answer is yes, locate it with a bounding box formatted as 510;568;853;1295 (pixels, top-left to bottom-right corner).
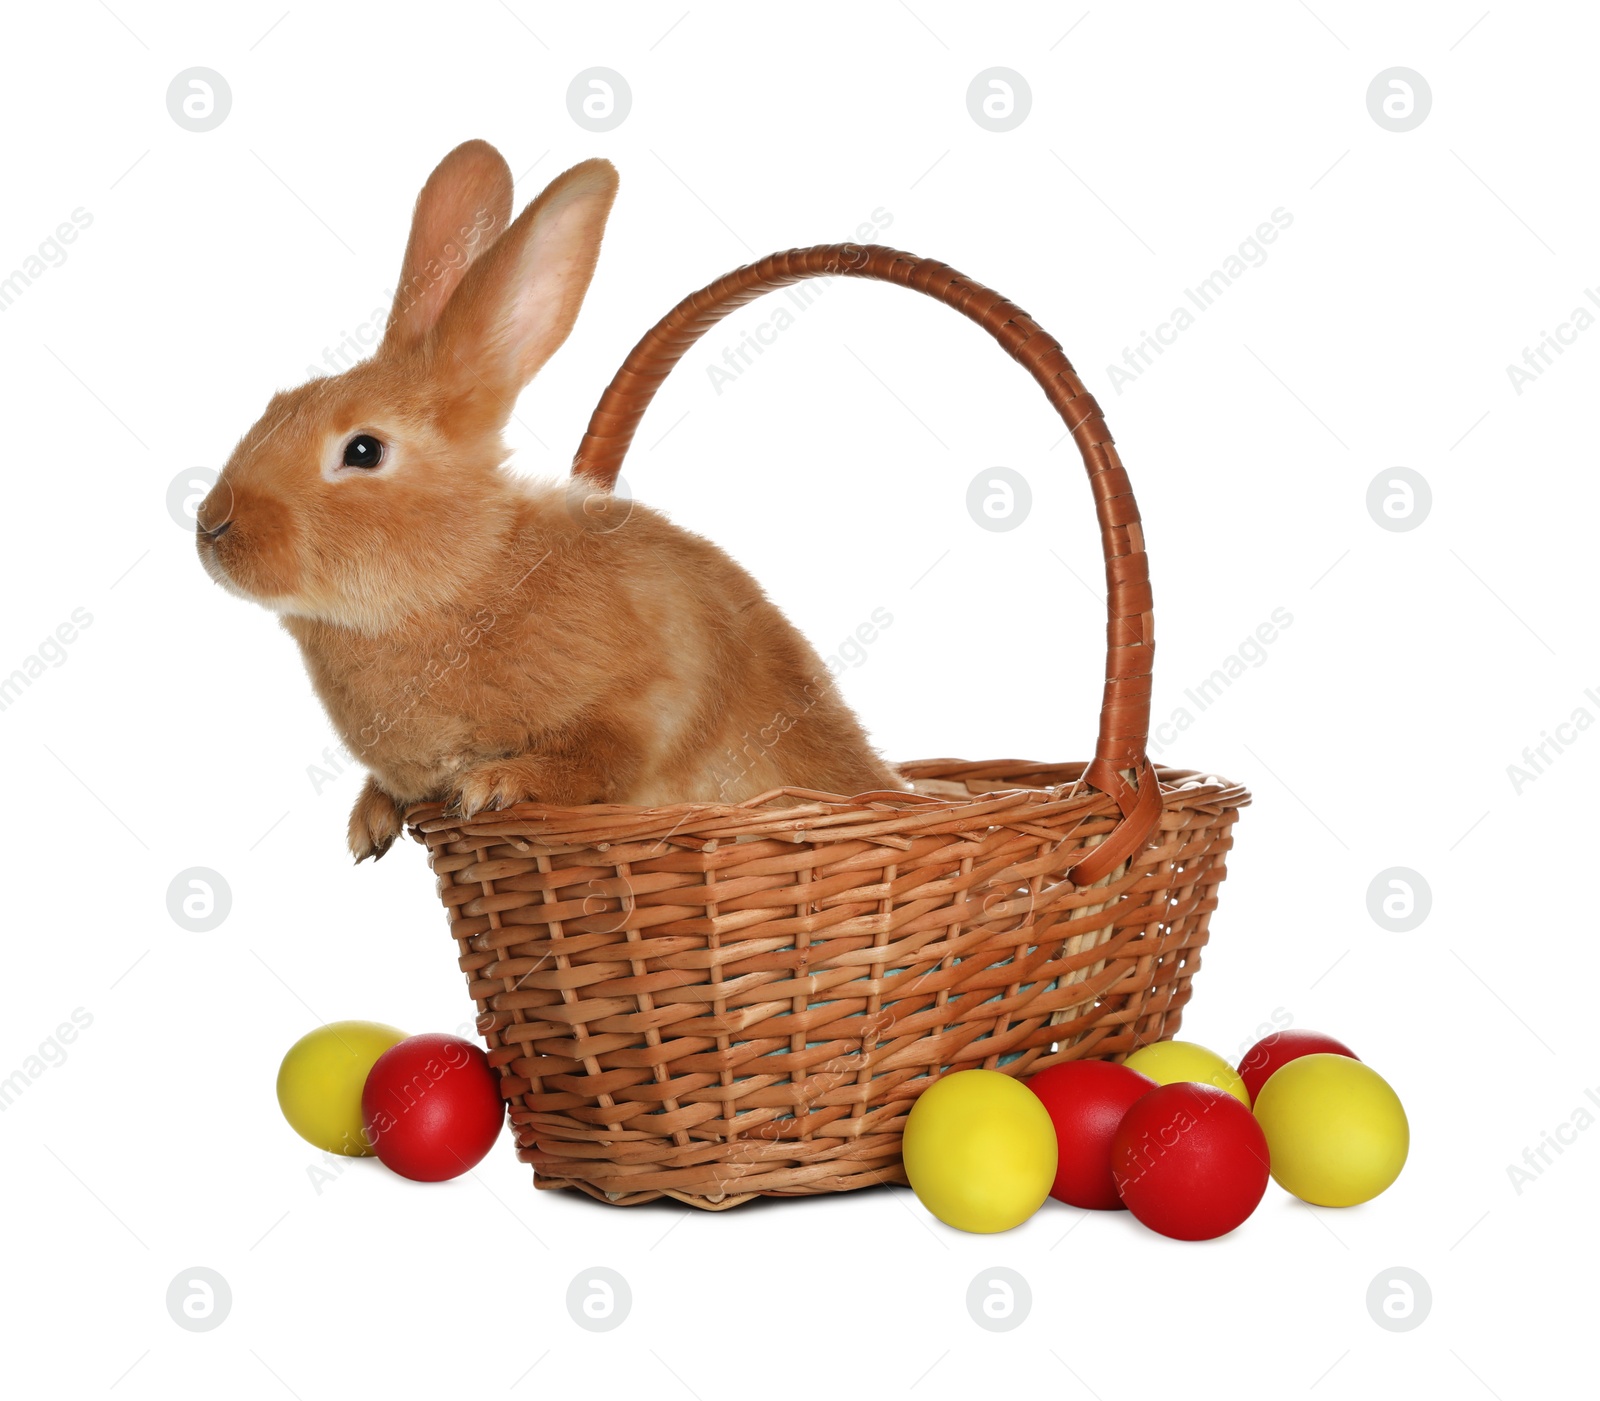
1026;1060;1157;1210
902;1070;1057;1233
1237;1028;1358;1105
1124;1039;1252;1107
361;1033;505;1182
276;1020;408;1155
1252;1054;1407;1207
1112;1081;1271;1240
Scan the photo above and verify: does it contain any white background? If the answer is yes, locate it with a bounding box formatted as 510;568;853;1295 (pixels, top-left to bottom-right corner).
1;2;1593;1397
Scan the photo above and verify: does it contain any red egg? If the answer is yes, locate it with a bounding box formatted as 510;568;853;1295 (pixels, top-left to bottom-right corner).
1027;1060;1158;1209
361;1033;505;1182
1111;1081;1270;1240
1237;1029;1358;1106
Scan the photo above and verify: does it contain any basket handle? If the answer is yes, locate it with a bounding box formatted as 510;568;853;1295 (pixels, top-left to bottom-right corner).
571;243;1159;886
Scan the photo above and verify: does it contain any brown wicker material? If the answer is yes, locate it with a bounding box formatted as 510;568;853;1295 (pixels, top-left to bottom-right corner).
405;244;1249;1208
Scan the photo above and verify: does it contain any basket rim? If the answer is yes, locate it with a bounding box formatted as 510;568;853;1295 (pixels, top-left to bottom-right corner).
403;759;1250;849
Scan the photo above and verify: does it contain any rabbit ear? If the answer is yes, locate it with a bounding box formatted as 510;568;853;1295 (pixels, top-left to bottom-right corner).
430;158;618;423
380;140;513;355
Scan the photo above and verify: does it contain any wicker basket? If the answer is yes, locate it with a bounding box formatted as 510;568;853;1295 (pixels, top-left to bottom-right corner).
405;244;1249;1209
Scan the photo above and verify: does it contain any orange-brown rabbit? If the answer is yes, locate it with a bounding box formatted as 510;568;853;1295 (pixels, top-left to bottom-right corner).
196;140;903;859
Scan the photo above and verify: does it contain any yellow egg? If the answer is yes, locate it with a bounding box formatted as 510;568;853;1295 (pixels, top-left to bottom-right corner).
1252;1053;1408;1206
276;1020;407;1156
1124;1040;1252;1107
902;1069;1057;1233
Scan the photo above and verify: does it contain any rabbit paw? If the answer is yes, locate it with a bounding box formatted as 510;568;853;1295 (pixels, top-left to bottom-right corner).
349;778;404;862
454;758;554;818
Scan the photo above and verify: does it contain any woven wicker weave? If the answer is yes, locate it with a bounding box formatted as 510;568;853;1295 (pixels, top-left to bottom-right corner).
405;244;1249;1208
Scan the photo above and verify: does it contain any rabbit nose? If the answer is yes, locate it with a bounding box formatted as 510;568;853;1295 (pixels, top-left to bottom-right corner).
199;518;232;542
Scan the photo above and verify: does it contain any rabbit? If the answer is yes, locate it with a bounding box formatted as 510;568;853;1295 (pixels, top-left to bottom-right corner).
195;139;905;860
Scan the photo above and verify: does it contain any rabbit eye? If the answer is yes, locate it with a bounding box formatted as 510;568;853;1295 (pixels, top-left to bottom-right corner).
342;434;385;469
